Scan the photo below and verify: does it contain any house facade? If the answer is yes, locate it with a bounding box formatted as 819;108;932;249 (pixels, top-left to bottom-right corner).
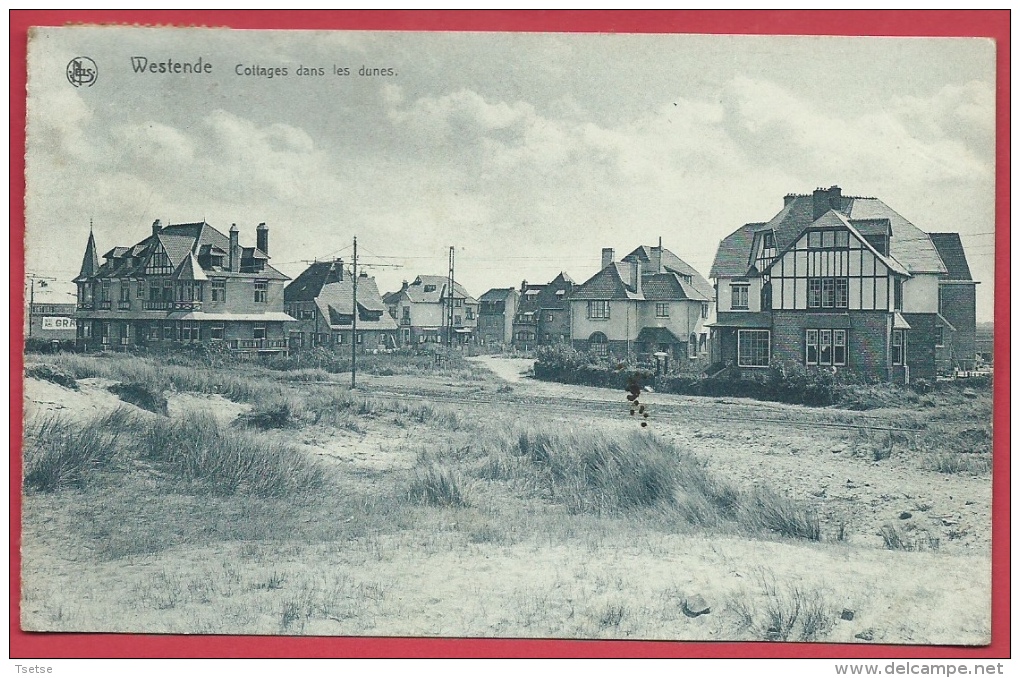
385;275;478;345
74;220;292;355
476;287;519;347
569;245;714;361
708;186;971;382
511;273;574;350
284;259;398;352
26;283;78;344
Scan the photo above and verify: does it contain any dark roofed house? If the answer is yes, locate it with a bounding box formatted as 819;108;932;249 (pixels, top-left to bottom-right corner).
74;220;292;355
284;259;397;351
709;186;976;382
512;272;574;349
929;233;978;372
570;243;713;362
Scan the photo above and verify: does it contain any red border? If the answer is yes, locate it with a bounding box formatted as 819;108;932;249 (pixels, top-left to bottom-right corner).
9;10;1010;659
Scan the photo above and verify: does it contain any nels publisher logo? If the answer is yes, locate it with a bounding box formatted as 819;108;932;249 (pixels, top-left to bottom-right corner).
66;56;98;88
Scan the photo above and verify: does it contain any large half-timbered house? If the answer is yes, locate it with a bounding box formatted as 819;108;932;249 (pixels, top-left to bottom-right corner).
74;220;292;354
709;186;974;381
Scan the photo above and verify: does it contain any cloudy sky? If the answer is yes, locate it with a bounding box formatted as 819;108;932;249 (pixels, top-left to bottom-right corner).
25;28;996;320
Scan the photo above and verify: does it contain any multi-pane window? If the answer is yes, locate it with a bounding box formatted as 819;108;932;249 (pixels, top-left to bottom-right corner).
737;330;770;368
210;324;224;340
254;323;267;340
136;282;145;299
163;280;173;302
688;333;697;358
893;279;903;311
211;279;226;302
805;329;847;367
466;308;474;320
731;285;749;310
807;230;850;249
179;322;199;342
120;284;131;302
162;323;174;341
254;280;268;303
100;279;111;301
587;301;610;319
699;333;707;352
935;325;944;347
149;281;160;301
147;325;159;341
589;332;608;357
808;278;848;309
892;329;905;365
655;302;669;318
701;302;710;319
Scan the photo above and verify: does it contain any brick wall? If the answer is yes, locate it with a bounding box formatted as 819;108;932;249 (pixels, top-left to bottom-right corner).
939;283;977;370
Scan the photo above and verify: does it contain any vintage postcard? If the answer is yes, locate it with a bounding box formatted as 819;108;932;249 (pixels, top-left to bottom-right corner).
20;25;996;646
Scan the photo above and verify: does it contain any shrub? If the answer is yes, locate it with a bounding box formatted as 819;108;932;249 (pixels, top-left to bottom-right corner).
25;364;79;390
235;398;301;429
741;486;821;541
534;345;653;391
108;382;168;415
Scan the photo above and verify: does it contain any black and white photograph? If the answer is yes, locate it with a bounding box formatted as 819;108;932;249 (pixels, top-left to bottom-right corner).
20;25;996;645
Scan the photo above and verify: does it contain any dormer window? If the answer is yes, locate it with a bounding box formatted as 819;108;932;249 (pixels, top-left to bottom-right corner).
762;232;775;249
807;230;850;249
424;284;437;293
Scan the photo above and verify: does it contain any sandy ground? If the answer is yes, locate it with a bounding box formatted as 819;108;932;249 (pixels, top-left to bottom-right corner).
18;359;993;643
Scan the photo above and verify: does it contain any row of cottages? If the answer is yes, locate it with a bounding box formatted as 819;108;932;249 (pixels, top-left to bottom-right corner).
708;186;977;381
283;259;398;351
570;244;715;360
74;220;293;354
382;275;479;345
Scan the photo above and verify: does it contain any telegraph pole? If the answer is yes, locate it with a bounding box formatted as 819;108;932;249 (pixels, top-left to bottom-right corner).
446;246;455;348
351;236;358;389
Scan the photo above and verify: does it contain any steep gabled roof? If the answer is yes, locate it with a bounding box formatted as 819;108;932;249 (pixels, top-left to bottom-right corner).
312;275;397;331
624;246;714;300
928;233;974;281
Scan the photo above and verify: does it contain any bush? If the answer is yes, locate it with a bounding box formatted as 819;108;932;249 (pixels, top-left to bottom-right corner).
235;398;301;429
534;345;654;391
25;364;79;390
108;382;168;415
24;338;77;354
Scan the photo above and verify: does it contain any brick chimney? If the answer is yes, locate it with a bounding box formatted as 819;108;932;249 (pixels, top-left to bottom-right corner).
256;222;269;255
632;259;643;296
152;219;162;237
813;185;842;220
333;258;344;281
601;248;614;270
229;223;240;272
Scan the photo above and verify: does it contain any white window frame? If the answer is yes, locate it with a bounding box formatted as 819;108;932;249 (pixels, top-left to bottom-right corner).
655;302;669;318
731;285;749;310
587;301;610;320
892;329;905;366
737;329;770;368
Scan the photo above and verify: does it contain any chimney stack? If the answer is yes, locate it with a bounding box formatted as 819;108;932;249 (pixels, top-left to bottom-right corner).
652;238;663;273
256;222;269;255
601;248;614;270
632;260;643;296
152;219;162;238
229;223;240;272
813;185;843;220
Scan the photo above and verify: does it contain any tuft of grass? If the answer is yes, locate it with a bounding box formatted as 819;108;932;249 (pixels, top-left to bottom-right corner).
108;382;168;415
23;409;134;492
926;451;992;475
25;364;79;390
879;523;940;552
741;487;822;541
735;571;835;642
407;465;470;507
235;397;301;430
136;411;326;497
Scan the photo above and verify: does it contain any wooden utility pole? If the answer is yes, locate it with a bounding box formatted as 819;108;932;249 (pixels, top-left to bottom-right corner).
446;246;455;348
351;236;358;389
